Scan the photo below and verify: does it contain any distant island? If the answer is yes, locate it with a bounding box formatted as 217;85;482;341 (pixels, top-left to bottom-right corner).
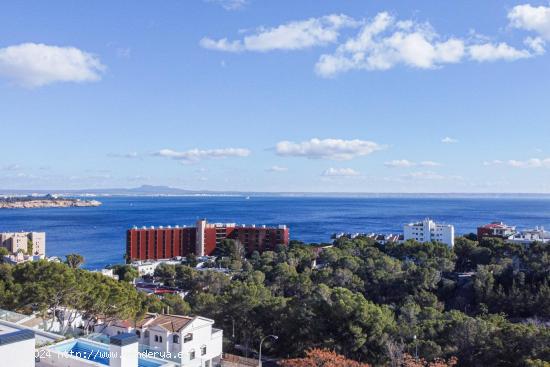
0;195;101;209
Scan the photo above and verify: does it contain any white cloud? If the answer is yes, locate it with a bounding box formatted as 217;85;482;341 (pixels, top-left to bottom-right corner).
420;161;442;167
484;158;550;168
200;38;242;52
1;164;21;171
385;159;441;168
322;167;360;177
0;43;105;88
275;138;385;160
315;13;470;76
524;36;546;55
399;171;462;181
402;171;445;180
441;137;458;144
205;0;248;11
200;14;358;52
154;148;250;163
483;160;504;166
508;4;550;40
469;42;532;62
107;152;139;159
385;159;415;168
267;165;288;172
202;9;545;77
315;10;543;77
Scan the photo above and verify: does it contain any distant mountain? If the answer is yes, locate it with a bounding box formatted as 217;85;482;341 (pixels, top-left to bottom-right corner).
1;185;549;198
0;185;243;197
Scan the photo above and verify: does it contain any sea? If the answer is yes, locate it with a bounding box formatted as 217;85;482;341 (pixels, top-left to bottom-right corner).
1;195;549;270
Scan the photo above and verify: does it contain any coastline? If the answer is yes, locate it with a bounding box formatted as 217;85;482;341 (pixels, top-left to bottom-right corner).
0;198;102;209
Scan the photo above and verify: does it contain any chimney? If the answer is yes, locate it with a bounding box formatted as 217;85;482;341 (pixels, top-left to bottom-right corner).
109;333;138;367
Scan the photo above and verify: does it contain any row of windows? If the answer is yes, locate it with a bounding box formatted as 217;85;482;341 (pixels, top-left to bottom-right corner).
135;330;194;345
189;346;208;359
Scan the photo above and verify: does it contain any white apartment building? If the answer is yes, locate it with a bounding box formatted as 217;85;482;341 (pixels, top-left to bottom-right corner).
404;219;455;247
508;227;550;245
0;231;46;256
97;313;223;367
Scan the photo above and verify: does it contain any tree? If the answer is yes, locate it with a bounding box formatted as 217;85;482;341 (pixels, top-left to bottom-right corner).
402;354;458;367
112;265;139;282
65;254;84;269
27;239;34;256
162;293;191;315
218;239;245;260
154;263;176;282
279;349;370;367
0;247;9;262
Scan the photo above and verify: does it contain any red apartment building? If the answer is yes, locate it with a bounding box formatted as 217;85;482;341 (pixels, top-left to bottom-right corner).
127;219;290;261
477;222;517;241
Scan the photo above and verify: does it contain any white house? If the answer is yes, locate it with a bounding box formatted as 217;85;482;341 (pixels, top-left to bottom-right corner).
0;317;64;367
404;219;455;247
96;313;223;367
131;260;182;277
0;328;35;367
93;268;120;280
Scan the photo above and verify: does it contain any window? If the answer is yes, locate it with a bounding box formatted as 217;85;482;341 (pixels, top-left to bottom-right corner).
136;330;141;338
155;335;159;342
189;350;196;360
173;335;179;344
184;333;193;343
159;336;163;342
201;345;207;356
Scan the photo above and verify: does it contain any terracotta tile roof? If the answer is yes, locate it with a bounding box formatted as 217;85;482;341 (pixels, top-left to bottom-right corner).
110;313;194;333
138;313;194;333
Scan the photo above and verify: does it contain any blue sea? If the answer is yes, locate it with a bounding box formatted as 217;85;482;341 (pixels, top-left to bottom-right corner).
1;195;549;269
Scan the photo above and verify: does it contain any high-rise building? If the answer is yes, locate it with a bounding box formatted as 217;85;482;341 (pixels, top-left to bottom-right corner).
0;232;46;256
403;219;455;247
126;219;289;261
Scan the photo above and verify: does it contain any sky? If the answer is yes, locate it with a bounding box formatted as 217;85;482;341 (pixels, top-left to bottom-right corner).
1;0;550;193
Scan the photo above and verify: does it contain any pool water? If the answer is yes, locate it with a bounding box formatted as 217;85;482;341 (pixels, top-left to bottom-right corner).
52;340;164;367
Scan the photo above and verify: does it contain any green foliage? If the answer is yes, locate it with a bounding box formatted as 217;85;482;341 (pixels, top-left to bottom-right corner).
111;264;139;282
161;293;191;315
0;247;9;260
162;236;549;365
65;253;85;269
4;234;548;366
0;260;159;333
27;239;34;256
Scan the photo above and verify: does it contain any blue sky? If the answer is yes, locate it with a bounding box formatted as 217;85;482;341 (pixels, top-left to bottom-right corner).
1;0;550;193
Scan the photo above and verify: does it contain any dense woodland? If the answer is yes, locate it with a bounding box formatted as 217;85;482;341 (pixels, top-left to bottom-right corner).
0;235;548;366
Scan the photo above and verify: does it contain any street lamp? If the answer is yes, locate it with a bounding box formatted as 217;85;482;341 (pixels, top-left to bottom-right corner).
413;335;418;360
259;334;278;367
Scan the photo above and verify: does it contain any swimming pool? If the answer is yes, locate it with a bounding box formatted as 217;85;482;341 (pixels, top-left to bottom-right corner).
51;340;165;367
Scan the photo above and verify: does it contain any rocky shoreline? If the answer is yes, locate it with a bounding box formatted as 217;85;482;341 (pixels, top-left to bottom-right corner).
0;198;102;209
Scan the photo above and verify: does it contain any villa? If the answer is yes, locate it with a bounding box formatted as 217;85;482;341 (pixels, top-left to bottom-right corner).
95;313;223;367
